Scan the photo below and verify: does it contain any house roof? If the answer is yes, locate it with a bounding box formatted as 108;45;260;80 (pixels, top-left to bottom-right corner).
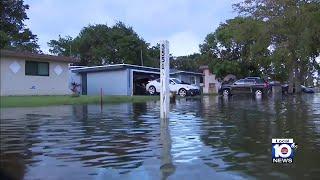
0;49;80;63
170;69;203;76
71;64;203;76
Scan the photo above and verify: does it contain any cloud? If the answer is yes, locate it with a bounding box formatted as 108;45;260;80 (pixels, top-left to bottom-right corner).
170;32;201;56
25;0;113;53
24;0;239;55
155;31;201;56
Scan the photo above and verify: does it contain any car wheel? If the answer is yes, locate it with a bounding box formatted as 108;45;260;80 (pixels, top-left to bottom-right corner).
222;89;230;96
178;88;187;97
255;89;263;96
148;86;156;95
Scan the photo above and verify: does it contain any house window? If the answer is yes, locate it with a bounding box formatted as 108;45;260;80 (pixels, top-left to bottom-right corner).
25;61;49;76
190;76;196;84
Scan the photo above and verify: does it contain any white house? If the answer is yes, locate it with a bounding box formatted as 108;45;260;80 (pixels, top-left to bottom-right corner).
0;50;79;96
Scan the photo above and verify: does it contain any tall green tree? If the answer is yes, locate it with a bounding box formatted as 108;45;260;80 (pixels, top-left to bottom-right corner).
234;0;320;93
200;17;271;78
0;0;39;52
144;44;160;68
48;22;159;66
170;53;202;72
48;35;74;56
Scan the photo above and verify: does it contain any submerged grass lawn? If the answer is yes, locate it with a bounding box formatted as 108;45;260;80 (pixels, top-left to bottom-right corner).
0;95;160;108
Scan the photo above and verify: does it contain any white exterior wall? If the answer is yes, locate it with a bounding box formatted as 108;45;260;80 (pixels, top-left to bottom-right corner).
86;70;129;95
202;68;220;94
0;57;71;96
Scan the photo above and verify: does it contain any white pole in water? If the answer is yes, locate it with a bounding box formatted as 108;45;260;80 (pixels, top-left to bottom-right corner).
160;40;170;119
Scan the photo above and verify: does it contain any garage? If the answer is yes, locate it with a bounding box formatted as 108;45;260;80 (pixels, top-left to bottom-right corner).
132;71;159;95
71;64;202;96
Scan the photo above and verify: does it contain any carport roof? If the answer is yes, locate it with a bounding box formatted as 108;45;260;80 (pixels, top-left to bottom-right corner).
71;64;203;76
71;64;159;73
170;69;203;75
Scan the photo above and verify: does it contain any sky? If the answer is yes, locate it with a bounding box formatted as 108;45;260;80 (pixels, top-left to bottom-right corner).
24;0;240;56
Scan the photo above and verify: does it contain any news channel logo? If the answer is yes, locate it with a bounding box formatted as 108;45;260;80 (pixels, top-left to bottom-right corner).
272;138;298;163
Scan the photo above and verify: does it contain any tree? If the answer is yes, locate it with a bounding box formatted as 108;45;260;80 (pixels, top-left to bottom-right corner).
199;33;218;60
199;0;320;88
0;0;40;52
200;17;271;78
209;60;241;78
170;53;202;72
48;22;159;66
48;35;74;56
234;0;320;93
144;44;160;68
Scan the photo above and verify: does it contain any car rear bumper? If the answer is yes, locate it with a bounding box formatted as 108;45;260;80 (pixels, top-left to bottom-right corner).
187;89;201;96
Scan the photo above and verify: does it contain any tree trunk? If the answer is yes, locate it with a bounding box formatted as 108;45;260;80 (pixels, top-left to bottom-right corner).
288;68;294;94
295;68;302;94
288;51;298;94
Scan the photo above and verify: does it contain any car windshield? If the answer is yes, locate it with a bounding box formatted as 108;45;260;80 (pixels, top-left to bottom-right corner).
235;79;245;84
244;79;255;84
246;77;260;79
255;79;265;84
171;78;182;84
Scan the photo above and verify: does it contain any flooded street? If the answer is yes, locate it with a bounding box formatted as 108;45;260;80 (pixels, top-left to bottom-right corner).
1;94;320;179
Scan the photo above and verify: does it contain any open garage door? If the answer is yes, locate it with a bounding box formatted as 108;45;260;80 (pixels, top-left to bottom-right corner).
133;71;159;95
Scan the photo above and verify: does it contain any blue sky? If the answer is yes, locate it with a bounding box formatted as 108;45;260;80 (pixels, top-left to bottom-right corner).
25;0;240;56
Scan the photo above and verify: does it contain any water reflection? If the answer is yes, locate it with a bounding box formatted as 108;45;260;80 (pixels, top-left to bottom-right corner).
0;94;320;179
198;95;320;178
160;119;175;180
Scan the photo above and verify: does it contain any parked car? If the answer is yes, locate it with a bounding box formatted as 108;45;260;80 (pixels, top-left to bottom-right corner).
244;76;261;80
146;78;200;97
219;77;269;96
302;85;315;93
269;81;281;87
282;84;315;94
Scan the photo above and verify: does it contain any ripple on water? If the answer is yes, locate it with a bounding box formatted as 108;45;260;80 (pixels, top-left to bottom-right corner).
1;95;320;179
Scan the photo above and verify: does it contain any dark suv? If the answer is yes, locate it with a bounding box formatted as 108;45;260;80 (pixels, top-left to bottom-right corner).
219;77;269;96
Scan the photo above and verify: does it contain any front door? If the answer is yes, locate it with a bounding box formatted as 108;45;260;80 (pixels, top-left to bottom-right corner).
81;73;87;95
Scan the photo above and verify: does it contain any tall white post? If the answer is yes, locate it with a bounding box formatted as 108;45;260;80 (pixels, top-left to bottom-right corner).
160;40;170;119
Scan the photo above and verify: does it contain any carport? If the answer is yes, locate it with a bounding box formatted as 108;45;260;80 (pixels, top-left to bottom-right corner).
71;64;160;96
71;64;201;96
132;71;159;95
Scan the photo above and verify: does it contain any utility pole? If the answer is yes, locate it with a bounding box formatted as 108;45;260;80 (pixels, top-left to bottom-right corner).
140;48;144;66
69;44;72;56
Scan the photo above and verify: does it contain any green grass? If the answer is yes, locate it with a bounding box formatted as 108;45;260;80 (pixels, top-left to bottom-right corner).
0;95;160;108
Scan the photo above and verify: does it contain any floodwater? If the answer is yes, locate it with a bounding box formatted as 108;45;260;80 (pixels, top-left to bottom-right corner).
1;94;320;180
